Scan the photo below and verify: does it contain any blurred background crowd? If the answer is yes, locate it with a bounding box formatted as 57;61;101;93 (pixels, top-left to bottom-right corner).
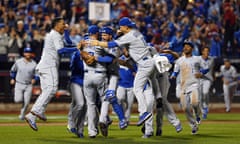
0;0;240;63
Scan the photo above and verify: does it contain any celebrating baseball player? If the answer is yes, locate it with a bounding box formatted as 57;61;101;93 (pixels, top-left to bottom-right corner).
67;50;86;138
95;26;128;137
141;46;182;137
199;47;214;119
171;39;209;134
80;25;110;138
220;59;238;112
25;17;80;131
10;47;38;120
87;17;162;126
155;49;182;135
116;55;136;124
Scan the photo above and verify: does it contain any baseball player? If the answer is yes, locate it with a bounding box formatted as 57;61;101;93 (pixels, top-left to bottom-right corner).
171;39;209;134
87;17;162;126
25;17;80;131
156;50;182;136
66;50;86;138
199;47;214;119
220;59;237;112
116;55;136;123
141;47;182;137
96;27;127;137
10;47;38;120
81;25;110;138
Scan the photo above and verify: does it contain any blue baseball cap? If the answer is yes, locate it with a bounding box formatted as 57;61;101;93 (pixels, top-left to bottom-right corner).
119;17;135;27
183;39;194;48
88;25;99;35
23;47;33;53
100;27;113;35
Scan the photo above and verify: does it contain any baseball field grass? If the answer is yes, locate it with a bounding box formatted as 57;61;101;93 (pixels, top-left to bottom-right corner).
0;113;240;144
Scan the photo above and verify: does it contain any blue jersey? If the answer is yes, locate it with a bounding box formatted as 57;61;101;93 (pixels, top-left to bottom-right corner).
118;55;135;88
70;51;84;86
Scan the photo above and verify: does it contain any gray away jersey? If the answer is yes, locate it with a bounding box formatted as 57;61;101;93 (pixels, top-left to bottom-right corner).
115;29;151;63
220;65;237;83
199;56;214;81
174;56;206;92
83;43;107;72
10;58;37;84
36;29;64;69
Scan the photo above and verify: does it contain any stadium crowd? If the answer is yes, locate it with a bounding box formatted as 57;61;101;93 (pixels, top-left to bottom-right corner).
0;0;240;63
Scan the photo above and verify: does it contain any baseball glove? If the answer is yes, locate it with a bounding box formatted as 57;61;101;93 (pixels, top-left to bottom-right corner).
80;51;96;65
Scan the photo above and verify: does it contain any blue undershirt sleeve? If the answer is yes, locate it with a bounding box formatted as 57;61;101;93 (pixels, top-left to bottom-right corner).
200;68;209;75
108;41;118;48
97;55;114;63
10;71;16;79
64;30;73;45
58;47;78;54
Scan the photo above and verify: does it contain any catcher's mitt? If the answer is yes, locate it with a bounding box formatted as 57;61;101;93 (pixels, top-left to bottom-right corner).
80;51;96;65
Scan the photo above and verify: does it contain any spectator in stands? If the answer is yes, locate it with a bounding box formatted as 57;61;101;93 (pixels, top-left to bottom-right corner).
15;20;27;55
0;23;9;61
8;27;23;62
110;3;121;20
29;28;44;62
69;26;82;44
210;32;222;57
222;1;236;57
234;30;240;57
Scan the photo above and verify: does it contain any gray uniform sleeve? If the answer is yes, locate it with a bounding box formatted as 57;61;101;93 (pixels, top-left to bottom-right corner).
53;33;64;51
115;34;132;47
10;62;18;72
231;66;237;78
173;59;180;73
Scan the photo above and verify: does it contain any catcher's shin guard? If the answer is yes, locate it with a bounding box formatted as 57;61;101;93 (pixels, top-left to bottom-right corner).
106;90;125;121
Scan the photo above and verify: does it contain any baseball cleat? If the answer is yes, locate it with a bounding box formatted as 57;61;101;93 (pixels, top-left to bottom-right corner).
99;122;108;137
196;117;201;125
142;132;153;138
77;133;84;138
89;135;96;138
119;119;128;129
25;114;38;131
156;128;162;136
31;111;47;121
137;112;152;126
175;124;183;133
191;125;199;135
67;125;77;134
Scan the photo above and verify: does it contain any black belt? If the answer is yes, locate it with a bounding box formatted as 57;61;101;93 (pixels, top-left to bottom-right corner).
84;70;106;73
